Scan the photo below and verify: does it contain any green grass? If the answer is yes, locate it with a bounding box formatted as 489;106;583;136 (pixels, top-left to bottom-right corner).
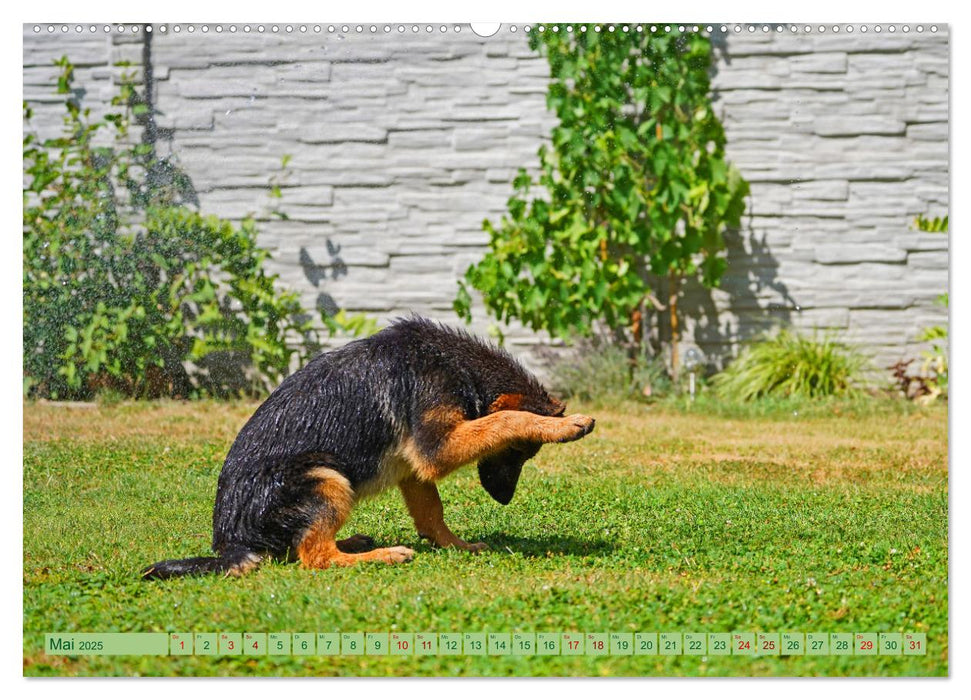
23;399;948;676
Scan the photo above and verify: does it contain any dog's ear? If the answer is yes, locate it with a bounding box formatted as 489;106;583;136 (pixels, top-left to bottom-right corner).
478;443;540;505
488;393;524;413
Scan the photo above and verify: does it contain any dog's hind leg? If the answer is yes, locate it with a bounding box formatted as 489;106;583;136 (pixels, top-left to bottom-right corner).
296;467;414;568
399;477;488;552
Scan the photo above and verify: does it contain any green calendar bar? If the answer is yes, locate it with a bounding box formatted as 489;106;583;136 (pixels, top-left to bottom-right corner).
316;632;338;655
244;632;267;656
757;632;780;656
634;632;658;655
781;632;804;656
708;633;731;656
194;633;217;656
488;632;512;655
366;632;388;655
537;632;560;655
733;632;755;656
219;632;242;655
292;633;315;655
341;632;364;655
415;632;437;655
585;633;608;656
561;632;584;656
879;633;902;656
439;633;462;655
609;633;633;655
659;632;681;656
855;633;878;656
831;633;853;656
904;633;927;655
513;632;535;656
43;631;929;657
806;632;829;655
390;633;413;656
45;633;168;656
464;632;486;656
683;633;706;656
268;633;290;655
170;633;192;656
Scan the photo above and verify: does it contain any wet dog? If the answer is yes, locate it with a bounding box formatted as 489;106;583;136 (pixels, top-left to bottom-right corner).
143;317;594;579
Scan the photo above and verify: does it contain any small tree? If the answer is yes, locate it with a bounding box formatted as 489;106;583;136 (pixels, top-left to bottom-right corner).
456;26;748;379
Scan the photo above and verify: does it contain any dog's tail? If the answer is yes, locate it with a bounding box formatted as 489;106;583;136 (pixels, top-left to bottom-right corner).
141;545;262;580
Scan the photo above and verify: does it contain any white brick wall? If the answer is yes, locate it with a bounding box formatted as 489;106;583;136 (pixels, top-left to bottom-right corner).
22;24;949;376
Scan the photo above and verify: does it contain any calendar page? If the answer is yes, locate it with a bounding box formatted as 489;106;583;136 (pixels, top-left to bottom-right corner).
22;18;948;679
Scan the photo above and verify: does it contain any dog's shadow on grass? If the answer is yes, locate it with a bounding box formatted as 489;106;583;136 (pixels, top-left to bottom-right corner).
475;532;618;559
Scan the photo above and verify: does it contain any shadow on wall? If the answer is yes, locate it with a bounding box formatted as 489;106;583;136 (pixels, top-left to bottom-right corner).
142;27;350;368
139;27;199;207
678;221;799;372
299;240;348;319
675;27;799;371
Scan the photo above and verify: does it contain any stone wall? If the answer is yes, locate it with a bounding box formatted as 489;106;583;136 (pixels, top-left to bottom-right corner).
22;24;949;376
698;27;949;372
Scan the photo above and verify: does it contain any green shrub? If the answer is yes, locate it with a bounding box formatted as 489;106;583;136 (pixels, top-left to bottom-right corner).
23;58;318;399
456;26;748;381
712;329;868;402
545;342;672;404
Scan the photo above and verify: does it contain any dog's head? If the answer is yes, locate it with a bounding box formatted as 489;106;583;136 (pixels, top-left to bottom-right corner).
477;390;566;505
477;442;541;505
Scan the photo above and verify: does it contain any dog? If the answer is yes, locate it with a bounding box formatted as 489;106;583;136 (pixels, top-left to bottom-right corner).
142;316;595;579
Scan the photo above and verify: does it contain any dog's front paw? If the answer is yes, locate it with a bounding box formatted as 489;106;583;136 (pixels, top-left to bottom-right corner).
556;414;596;443
463;541;490;554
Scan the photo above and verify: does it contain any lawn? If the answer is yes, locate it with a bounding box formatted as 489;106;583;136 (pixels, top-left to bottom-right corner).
22;398;948;676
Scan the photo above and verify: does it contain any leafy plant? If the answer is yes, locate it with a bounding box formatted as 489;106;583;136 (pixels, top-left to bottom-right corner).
907;214;948;402
322;309;382;338
23;57;320;399
917;323;947;402
456;26;749;380
914;214;948;233
544;341;672;404
712;329;868;402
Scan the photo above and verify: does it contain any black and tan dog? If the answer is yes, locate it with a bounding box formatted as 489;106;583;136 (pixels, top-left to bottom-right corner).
143;317;594;579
